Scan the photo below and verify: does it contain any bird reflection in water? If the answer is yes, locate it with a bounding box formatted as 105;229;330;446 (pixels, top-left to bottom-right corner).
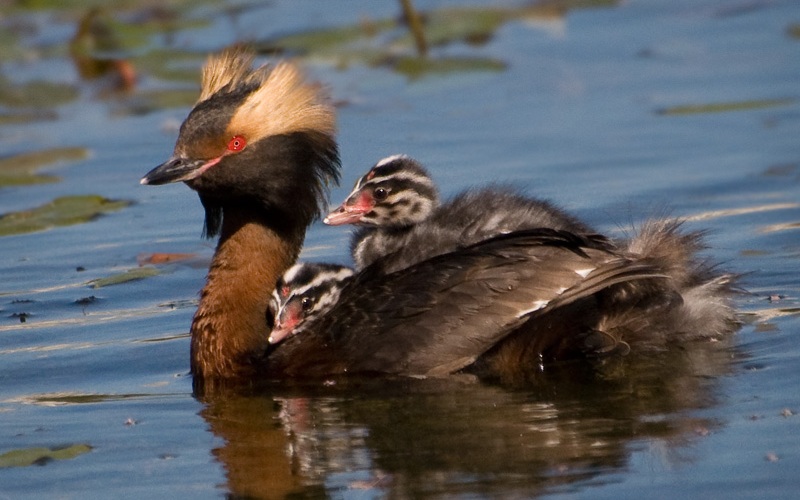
197;334;736;498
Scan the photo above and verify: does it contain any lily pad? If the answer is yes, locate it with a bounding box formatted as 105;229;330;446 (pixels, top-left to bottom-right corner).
0;444;92;468
656;98;794;115
0;195;131;237
0;147;89;187
87;266;160;288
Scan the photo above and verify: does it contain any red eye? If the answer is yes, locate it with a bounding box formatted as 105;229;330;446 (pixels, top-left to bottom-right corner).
227;136;246;152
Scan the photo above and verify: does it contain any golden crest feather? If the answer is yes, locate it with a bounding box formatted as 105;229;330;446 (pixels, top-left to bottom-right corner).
199;48;255;103
197;48;336;141
228;61;336;141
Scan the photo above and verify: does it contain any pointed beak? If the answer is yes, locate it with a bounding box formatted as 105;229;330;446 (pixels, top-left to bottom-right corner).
323;204;367;226
268;303;302;344
268;325;293;345
140;155;220;185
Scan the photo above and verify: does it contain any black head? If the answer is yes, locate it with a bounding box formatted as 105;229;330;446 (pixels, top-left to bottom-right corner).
141;50;340;238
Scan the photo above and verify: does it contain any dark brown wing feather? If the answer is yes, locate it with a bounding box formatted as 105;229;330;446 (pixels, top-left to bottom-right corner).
263;229;665;378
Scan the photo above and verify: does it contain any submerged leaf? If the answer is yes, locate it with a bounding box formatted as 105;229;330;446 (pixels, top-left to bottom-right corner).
0;195;131;237
88;266;160;288
0;444;92;468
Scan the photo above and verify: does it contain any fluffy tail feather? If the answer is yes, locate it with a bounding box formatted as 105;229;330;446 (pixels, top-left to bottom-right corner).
599;218;741;347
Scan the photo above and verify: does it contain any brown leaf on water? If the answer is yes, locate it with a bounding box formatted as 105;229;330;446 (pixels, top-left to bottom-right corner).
137;252;196;265
656;98;794;116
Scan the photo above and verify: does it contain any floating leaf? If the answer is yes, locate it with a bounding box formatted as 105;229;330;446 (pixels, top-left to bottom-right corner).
656;98;794;116
0;444;92;468
392;56;506;79
0;147;89;187
0;79;79;108
19;392;149;405
88;266;160;288
0;195;131;237
136;48;205;83
0;110;58;125
259;19;396;56
421;8;511;47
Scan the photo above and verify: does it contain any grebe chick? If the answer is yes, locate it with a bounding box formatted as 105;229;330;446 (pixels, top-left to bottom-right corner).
324;154;439;270
268;262;354;345
325;154;596;273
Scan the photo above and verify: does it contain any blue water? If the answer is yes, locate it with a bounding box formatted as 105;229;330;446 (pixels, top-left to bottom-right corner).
1;0;799;498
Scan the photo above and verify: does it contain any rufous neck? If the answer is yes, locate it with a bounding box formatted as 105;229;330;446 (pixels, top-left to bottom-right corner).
190;206;302;381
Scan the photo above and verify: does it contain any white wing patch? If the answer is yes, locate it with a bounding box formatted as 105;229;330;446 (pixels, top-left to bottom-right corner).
516;299;550;318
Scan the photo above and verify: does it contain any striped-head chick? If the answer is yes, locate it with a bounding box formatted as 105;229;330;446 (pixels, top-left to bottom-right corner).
142;48;340;238
324;155;438;228
268;262;354;345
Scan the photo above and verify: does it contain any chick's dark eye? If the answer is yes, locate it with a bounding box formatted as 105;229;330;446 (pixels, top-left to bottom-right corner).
301;297;313;311
373;187;388;200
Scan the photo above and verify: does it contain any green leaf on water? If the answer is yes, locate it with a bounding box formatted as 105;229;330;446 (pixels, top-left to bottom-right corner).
656;98;795;115
258;19;396;57
0;147;89;187
0;78;79;108
420;8;511;47
87;266;160;288
0;195;131;237
0;444;92;468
